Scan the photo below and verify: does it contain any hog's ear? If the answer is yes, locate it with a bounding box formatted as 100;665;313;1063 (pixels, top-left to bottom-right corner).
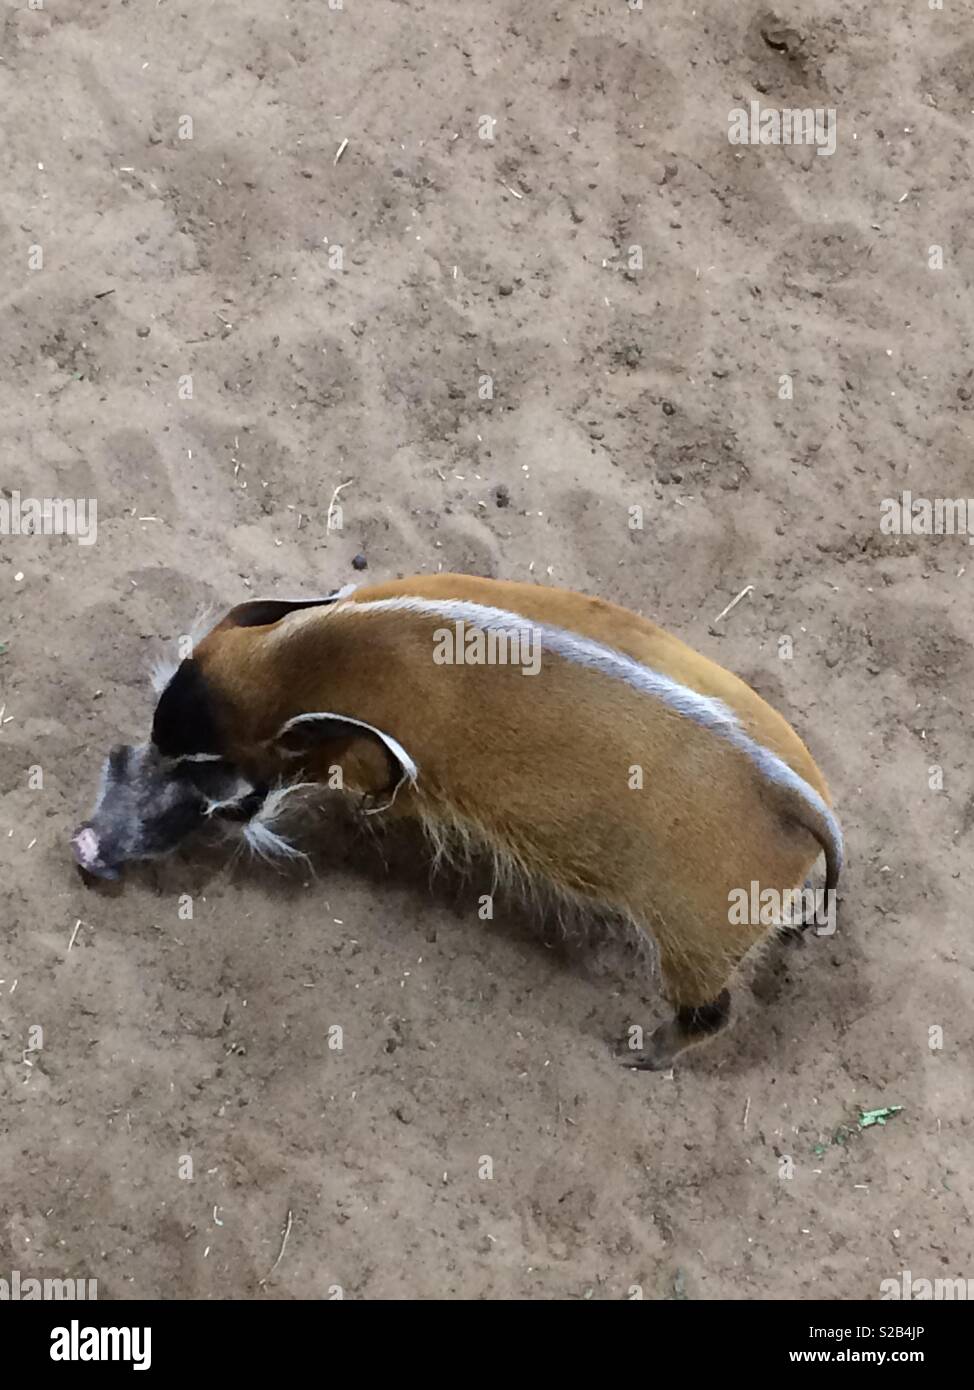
222;585;357;630
272;712;418;811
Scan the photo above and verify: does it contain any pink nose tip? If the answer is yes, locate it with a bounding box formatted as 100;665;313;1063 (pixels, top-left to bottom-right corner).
71;826;120;880
72;825;100;868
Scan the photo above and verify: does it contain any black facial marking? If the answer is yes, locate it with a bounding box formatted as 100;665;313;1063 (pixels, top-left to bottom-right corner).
151;659;223;759
138;791;208;854
209;784;268;822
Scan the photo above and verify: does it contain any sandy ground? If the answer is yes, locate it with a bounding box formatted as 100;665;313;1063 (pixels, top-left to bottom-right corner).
1;0;973;1300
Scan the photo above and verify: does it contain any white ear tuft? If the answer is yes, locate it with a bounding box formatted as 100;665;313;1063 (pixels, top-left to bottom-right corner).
189;605;219;648
150;658;180;695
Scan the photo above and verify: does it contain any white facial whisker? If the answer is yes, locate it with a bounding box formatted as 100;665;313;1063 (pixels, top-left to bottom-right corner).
237;780;318;863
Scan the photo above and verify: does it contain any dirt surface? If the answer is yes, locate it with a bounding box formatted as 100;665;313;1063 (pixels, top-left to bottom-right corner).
1;0;972;1300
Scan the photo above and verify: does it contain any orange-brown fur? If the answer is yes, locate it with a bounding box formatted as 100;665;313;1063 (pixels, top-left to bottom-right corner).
192;574;839;1068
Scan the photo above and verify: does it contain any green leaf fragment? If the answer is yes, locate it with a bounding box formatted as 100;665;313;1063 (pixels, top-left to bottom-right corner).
858;1106;903;1129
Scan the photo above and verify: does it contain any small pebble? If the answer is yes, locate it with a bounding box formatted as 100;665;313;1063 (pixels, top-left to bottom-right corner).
351;553;368;571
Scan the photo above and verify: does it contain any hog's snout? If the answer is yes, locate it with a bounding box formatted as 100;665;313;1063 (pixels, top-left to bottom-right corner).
72;740;267;882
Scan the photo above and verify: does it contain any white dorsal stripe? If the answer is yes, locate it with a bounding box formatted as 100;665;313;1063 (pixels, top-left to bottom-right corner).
336;595;843;871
